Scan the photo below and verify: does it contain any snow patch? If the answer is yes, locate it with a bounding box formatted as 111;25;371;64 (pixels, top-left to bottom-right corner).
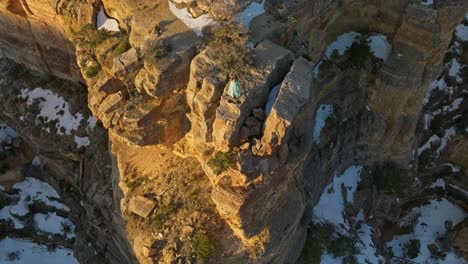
314;32;391;77
424;79;448;104
236;0;265;28
87;116;97;130
368;35;392;60
265;83;281;116
168;0;214;36
455;23;468;42
96;6;120;31
0;237;78;264
0;123;16;146
10;177;70;217
418;127;456;156
312;165;363;229
34;212;76;239
356;224;385;264
19;88;83;135
387;199;467;263
449;184;468;196
313;104;334;144
74;136;91;148
421;0;433;6
448;58;463;83
444;163;460;172
430;178;445;189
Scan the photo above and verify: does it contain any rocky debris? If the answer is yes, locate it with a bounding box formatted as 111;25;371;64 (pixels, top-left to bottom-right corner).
260;57;313;156
128;196;157;218
212;40;294;150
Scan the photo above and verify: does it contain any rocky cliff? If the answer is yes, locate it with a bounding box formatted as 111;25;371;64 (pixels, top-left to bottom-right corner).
0;0;467;263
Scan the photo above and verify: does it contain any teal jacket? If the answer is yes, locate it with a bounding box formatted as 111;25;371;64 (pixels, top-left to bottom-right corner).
228;80;241;99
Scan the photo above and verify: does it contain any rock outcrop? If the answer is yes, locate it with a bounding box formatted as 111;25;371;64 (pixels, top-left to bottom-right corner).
1;0;467;263
0;0;84;81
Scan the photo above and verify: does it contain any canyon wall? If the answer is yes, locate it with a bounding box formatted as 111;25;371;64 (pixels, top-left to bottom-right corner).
0;0;467;263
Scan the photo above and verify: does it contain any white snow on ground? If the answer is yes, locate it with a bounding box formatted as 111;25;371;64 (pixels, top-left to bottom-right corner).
33;213;76;239
19;88;83;135
74;136;91;148
424;114;433;130
417;127;456;156
0;237;78;264
265;83;281;116
314;32;392;77
236;0;265;28
9;177;70;217
421;0;433;6
96;6;119;31
168;0;214;36
32;156;41;166
387;198;467;263
444;163;460;172
0;123;16;145
313;166;384;263
368;35;392;61
325;32;361;58
430;178;446;189
87;116;97;130
424;79;448;104
313;165;363;229
455;22;468;42
441;97;464;113
0;206;24;229
313;104;334;144
355;224;385;264
449;184;468;196
320;253;342;264
448;58;463;83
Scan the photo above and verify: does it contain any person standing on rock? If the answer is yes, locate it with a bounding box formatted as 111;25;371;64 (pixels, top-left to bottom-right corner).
227;73;241;101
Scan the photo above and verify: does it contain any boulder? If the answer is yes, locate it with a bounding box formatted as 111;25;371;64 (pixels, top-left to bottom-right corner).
260;57;313;155
128;196;156;218
186;49;227;147
140;46;195;98
113;48;140;78
212;40;294;150
97;91;126;128
112;93;188;146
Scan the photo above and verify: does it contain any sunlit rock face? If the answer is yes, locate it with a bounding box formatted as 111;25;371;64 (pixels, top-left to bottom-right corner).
0;0;83;81
0;0;467;263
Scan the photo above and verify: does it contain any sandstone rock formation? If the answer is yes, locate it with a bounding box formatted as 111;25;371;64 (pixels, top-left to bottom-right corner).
1;0;467;263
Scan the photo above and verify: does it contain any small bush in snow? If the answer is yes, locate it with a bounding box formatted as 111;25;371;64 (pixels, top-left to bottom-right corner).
406;239;421;259
75;23;114;49
348;38;372;68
